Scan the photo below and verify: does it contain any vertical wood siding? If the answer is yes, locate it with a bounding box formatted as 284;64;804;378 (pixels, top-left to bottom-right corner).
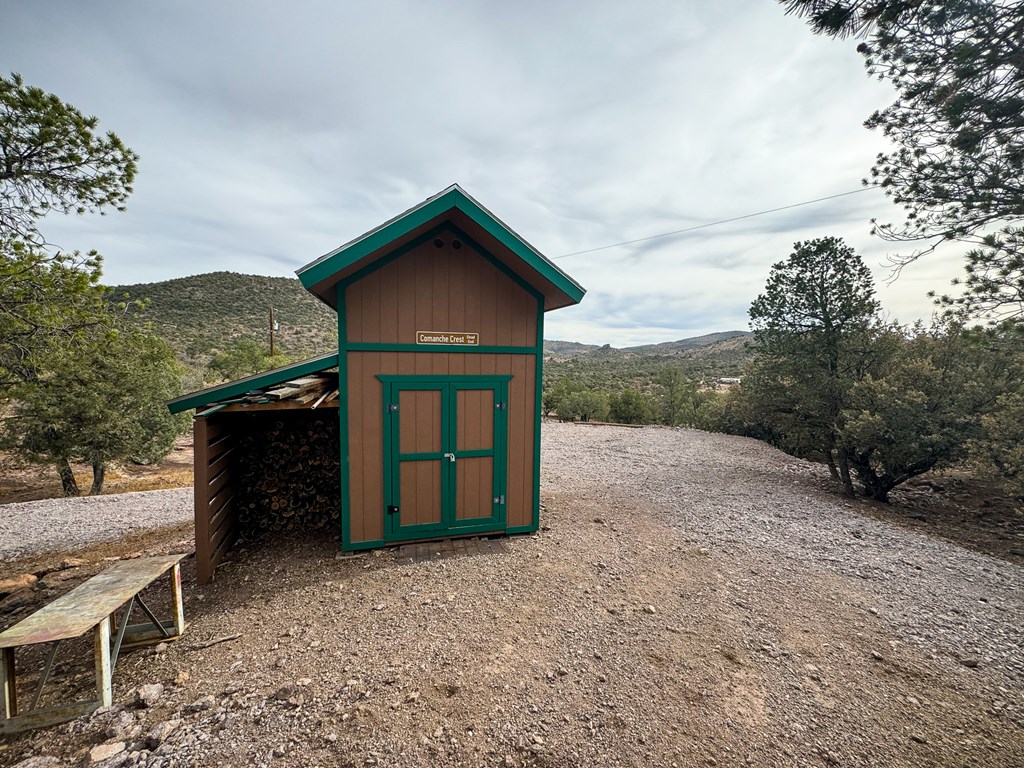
346;353;535;542
193;416;237;584
343;227;539;545
345;233;537;347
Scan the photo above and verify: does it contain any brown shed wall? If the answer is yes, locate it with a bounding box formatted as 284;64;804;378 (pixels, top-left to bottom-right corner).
345;233;538;346
193;416;238;583
345;352;535;544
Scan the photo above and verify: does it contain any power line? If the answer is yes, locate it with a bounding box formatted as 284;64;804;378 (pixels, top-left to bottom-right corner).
553;186;877;260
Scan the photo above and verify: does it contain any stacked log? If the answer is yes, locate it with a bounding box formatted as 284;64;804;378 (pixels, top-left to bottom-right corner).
233;411;340;539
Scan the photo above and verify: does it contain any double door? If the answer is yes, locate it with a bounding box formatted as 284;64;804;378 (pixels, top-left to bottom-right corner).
381;376;509;540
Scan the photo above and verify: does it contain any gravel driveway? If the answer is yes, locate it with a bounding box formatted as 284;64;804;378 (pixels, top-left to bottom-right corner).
2;424;1021;767
543;423;1024;690
0;488;192;560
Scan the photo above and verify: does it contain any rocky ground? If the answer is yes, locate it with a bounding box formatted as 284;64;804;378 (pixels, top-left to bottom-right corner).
0;423;1021;767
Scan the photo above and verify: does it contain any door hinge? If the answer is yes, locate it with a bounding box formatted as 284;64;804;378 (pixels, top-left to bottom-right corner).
387;403;399;413
492;495;505;505
495;401;507;410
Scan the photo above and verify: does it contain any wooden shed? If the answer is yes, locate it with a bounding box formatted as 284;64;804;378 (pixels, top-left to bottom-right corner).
169;185;585;582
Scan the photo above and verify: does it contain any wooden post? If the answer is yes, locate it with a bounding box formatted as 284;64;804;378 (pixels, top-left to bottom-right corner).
93;617;112;707
1;648;16;718
269;306;276;357
194;417;212;584
170;563;186;637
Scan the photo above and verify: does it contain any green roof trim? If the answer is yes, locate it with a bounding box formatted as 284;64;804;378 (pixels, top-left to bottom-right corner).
167;352;338;414
296;184;585;307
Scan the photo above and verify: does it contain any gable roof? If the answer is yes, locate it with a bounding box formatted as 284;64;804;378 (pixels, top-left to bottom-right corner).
168;352;338;414
296;184;585;311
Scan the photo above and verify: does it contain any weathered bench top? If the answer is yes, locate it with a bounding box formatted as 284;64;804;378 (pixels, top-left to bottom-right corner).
0;554;185;648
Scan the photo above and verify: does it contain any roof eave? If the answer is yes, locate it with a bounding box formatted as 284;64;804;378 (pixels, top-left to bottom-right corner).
296;185;585;311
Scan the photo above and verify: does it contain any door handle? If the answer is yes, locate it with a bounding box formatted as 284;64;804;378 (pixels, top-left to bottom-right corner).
443;452;456;462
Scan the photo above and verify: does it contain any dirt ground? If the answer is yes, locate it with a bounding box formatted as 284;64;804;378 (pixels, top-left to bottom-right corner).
0;425;1021;768
0;435;195;506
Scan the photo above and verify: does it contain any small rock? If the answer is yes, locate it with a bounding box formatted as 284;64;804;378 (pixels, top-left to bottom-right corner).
0;573;37;594
910;734;927;744
0;591;33;612
145;719;182;749
184;694;215;713
105;709;136;739
404;691;420;704
89;742;126;764
134;683;164;708
959;657;981;669
10;757;63;768
173;670;190;686
152;642;168;654
642;605;656;615
274;684;297;700
59;556;88;569
373;603;385;612
871;651;884;661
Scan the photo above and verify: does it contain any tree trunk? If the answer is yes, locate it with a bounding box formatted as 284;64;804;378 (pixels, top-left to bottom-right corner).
57;458;80;497
861;473;893;503
825;450;840;481
837;450;855;496
90;455;106;495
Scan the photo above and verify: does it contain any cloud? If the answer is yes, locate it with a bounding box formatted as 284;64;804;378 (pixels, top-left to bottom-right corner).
2;0;965;347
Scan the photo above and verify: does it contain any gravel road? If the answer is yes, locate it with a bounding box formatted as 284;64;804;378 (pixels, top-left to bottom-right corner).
0;488;192;560
3;423;1021;767
543;423;1024;692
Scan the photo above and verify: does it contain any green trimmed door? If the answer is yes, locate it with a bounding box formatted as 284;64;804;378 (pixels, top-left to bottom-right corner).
382;376;509;541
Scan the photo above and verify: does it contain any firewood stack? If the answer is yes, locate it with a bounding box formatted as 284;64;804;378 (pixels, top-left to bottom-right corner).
233;411;340;539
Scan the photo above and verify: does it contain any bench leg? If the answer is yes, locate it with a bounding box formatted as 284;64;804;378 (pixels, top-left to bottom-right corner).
170;563;185;637
1;648;16;718
93;617;112;708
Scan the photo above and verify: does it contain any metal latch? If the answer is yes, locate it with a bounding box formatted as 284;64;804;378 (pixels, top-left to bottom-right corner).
387;505;399;515
495;401;507;410
492;495;505;505
387;403;399;413
443;452;456;463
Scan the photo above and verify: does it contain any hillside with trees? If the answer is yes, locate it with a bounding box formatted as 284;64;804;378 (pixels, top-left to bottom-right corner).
112;272;338;370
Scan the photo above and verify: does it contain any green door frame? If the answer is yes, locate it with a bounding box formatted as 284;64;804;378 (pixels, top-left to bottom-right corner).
379;375;511;543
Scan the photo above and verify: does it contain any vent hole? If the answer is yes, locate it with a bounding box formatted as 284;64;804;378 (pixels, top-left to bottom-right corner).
452;240;462;250
433;238;444;248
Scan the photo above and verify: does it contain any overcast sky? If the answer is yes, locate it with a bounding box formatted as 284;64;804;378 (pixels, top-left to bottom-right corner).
3;0;966;346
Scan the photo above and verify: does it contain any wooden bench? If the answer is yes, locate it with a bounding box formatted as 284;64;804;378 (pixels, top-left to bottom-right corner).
0;554;187;734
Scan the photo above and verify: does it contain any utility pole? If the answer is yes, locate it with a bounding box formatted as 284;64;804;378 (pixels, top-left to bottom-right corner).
269;305;276;357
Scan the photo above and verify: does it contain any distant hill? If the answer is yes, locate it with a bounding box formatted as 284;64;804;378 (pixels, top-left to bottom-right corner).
541;331;753;392
545;331;750;359
623;331;750;355
543;340;602;356
112;271;337;366
111;272;753;386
